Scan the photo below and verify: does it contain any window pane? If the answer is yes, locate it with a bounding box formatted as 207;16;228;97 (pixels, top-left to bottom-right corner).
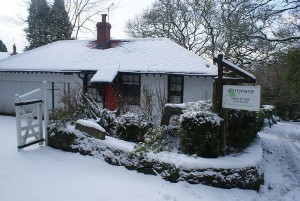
129;75;133;82
121;74;140;103
134;75;139;82
169;75;183;103
170;95;181;104
177;76;182;83
170;84;176;91
176;84;181;91
123;75;128;82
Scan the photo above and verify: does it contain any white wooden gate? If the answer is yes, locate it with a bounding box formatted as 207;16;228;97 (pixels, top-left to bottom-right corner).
15;81;49;150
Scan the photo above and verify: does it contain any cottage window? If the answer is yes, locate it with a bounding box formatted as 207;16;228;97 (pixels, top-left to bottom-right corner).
168;75;183;103
120;74;140;104
86;74;103;103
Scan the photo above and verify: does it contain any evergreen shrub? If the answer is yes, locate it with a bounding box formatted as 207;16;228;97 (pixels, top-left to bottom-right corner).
179;101;222;158
116;112;152;142
227;105;277;150
133;127;171;159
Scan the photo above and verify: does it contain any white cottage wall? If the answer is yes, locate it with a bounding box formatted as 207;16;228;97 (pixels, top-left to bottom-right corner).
139;74;214;124
0;72;82;115
140;74;168;122
183;76;214;102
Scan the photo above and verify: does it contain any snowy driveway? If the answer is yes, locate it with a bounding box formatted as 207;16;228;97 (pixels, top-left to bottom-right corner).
0;115;300;201
259;122;300;200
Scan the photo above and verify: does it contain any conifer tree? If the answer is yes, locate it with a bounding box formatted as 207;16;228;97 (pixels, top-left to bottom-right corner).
0;40;7;52
49;0;72;42
25;0;51;50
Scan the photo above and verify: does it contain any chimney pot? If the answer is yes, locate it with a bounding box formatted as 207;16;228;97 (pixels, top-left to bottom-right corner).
102;14;107;23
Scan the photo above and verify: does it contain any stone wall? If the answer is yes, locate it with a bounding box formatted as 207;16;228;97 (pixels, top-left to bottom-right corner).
48;128;263;191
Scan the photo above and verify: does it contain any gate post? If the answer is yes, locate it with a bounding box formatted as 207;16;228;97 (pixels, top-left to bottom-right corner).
43;81;49;145
15;94;22;149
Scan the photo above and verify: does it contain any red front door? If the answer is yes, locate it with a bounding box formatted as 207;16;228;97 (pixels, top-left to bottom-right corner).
104;85;118;111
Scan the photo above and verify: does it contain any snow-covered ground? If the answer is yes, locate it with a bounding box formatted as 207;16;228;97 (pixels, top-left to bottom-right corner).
0;115;299;201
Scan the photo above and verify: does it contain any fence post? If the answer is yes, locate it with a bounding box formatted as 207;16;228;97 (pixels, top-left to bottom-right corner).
215;54;228;154
38;102;43;145
43;81;49;146
15;94;21;151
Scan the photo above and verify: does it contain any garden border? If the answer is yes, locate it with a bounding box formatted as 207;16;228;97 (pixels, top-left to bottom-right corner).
48;125;263;191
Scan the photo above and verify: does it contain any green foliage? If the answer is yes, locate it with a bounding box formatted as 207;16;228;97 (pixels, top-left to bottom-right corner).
49;0;72;42
0;40;7;52
179;101;222;158
285;48;300;96
25;0;52;50
256;48;300;120
115;112;152;142
227;106;277;151
25;0;72;50
133;127;171;158
178;101;277;157
258;105;278;128
227;110;260;150
49;85;86;126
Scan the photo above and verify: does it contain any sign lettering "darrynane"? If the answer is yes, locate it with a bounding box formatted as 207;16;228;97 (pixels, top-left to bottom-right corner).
222;85;261;111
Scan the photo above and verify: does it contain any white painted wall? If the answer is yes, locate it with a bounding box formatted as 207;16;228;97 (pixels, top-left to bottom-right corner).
140;74;168;121
139;74;214;123
183;76;214;102
0;72;82;114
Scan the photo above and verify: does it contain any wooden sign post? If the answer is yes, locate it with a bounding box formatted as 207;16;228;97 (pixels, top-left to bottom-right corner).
213;54;257;154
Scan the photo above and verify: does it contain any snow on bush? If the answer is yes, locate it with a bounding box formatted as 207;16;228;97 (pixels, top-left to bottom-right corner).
115;112;152;142
179;100;222;158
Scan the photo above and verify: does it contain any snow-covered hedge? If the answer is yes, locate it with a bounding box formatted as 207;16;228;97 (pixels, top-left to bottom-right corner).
48;124;263;191
164;101;277;157
115;112;152;142
227;105;277;151
179;101;222;158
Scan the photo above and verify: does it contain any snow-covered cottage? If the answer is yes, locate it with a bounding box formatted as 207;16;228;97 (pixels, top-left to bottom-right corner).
0;14;217;117
0;52;11;61
0;44;18;61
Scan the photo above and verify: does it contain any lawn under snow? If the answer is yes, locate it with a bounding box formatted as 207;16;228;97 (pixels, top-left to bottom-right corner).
0;115;300;201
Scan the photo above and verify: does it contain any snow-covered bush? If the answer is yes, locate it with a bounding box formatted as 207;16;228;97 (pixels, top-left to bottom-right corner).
179;101;222;158
115;112;152;142
83;94;117;134
227;105;277;151
259;105;278;128
133;127;172;159
49;85;87;126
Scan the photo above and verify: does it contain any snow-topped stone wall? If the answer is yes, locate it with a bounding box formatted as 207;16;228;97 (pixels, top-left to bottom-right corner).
48;125;263;191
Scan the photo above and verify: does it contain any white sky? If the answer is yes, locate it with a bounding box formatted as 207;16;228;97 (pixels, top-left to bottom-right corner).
0;0;156;52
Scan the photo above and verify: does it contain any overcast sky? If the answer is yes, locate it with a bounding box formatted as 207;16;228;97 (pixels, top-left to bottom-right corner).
0;0;155;52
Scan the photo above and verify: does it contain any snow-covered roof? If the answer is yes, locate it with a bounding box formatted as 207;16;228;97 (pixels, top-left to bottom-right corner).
0;52;10;60
0;38;217;82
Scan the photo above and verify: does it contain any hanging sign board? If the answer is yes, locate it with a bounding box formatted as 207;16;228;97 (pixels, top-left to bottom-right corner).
222;85;261;111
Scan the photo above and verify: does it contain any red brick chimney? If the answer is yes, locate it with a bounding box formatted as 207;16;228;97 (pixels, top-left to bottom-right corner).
96;14;111;49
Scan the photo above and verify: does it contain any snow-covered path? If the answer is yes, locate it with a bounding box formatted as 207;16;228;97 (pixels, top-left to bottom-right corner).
0;115;300;201
259;122;300;200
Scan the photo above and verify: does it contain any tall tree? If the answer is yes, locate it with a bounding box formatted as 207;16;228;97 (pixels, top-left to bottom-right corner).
0;40;7;52
285;48;300;96
126;0;300;68
25;0;51;50
255;47;300;119
49;0;72;42
64;0;116;39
